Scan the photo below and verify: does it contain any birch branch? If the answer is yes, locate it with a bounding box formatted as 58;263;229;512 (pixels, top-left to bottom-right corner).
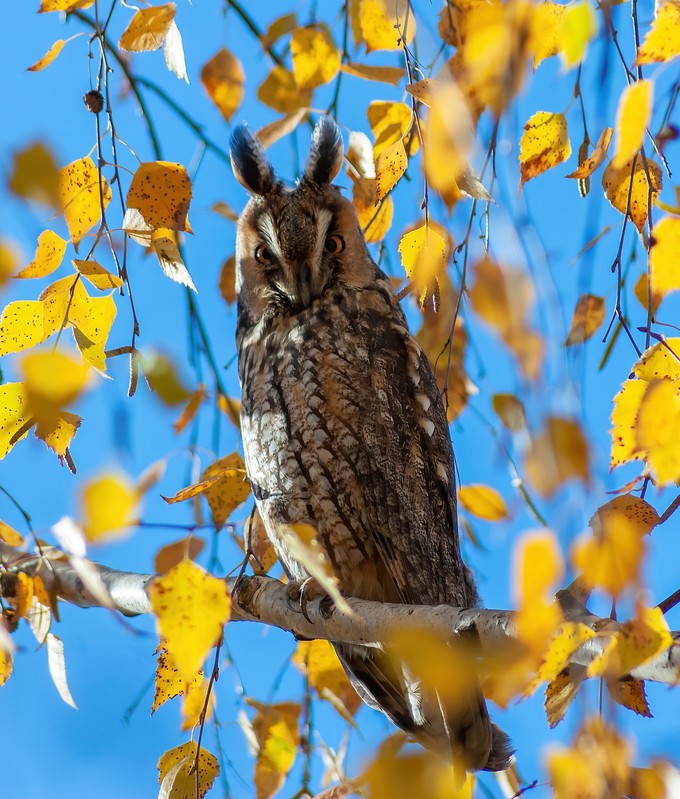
1;540;679;684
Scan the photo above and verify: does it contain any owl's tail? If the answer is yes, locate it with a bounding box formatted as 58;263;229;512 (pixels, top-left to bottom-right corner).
335;643;513;772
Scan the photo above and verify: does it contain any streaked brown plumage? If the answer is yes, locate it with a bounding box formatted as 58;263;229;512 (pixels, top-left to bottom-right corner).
230;117;512;771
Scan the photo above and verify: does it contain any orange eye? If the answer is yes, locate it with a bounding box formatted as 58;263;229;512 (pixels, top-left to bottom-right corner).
255;244;274;264
324;234;345;255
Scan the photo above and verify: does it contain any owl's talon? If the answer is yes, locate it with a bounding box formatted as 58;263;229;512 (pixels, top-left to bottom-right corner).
286;577;324;623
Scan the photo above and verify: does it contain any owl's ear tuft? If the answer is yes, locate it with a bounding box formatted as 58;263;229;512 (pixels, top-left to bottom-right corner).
303;116;344;187
230;125;276;196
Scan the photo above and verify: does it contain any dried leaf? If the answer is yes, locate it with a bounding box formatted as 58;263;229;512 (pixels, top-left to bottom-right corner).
47;632;77;708
525;417;590;497
544;668;585;728
519;111;571;186
155;538;205;574
492;393;526;431
27;38;67;72
256;109;309;150
602;157;662;234
173;385;206;435
564;294;605;345
610;679;652;717
565;127;613;179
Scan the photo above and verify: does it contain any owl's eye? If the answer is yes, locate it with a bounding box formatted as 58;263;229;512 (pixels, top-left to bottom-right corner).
324;234;345;255
255;244;274;264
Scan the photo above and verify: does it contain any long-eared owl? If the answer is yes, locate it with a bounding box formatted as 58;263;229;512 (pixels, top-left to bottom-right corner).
230;116;512;771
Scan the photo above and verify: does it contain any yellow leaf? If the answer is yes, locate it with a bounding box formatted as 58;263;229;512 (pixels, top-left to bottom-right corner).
564;293;605;345
650;216;680;298
73;293;117;373
458;484;509;521
163;452;250;531
527;622;594;693
0;650;12;687
257;67;312;114
27;39;67;72
155;537;205;574
293;640;361;717
201;48;245;122
634;272;663;316
0;521;24;546
358;0;415;53
39;275;91;340
633;337;680;381
0;241;20;287
248;700;301;799
217;394;241;429
560;0;597;67
0;301;44;356
173;385;207;436
611;378;647;468
291;25;340;90
635;0;680;65
152;647;201;713
81;472;139;542
398;222;449;306
0;383;30;458
256;110;309;150
602;157;662;234
14;230;66;280
340;62;405;84
157;740;219;799
367;101;414;158
39;0;93;11
513;529;564;657
532;2;566;68
375;139;407;201
565;127;613;179
525;417;590;497
119;3;175;51
150;559;230;683
261;12;297;48
219;255;236;305
72;259;122;290
58;157;111;249
137;351;191;405
181;674;213;732
127;161;192;232
352;178;393;242
519;111;571;186
245;509;278;575
613;80;653;169
39;411;81;460
492;393;526;431
9;141;59;208
152;229;196;291
636;378;680;484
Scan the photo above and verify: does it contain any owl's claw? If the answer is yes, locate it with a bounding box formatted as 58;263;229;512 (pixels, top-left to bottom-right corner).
286;577;324;623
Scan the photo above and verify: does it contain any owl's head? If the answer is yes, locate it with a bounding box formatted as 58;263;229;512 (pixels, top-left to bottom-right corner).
230;117;372;321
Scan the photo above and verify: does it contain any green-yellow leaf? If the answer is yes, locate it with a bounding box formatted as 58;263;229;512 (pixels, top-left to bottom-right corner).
519;111;571;186
560;0;597;67
149;559;231;682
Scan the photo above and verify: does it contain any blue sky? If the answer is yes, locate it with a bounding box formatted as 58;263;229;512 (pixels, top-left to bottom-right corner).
1;2;679;797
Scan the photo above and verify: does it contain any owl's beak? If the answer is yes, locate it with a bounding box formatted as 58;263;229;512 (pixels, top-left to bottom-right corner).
294;262;313;307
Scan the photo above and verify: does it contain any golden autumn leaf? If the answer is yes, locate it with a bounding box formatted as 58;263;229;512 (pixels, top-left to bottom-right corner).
12;572;35;621
513;529;564;658
650;216;680;298
14;230;66;279
119;3;175;52
247;700;301;799
72;259;122;291
39;274;90;340
564;293;605;345
291;25;340;90
340;62;405;85
602;157;662;234
150;559;230;683
367;101;415;158
256;109;309;150
611;679;652;717
257;67;312;114
135;351;191;405
635;0;680;65
613;80;653;169
519;111;571;186
0;520;24;547
492;393;526;431
525;622;595;696
0;383;31;458
152;646;202;713
40;411;81;461
27;38;69;72
358;0;415;52
611;378;648;468
245;509;278;575
155;537;205;574
73;293;117;373
181;674;213;732
351;177;394;242
0;301;44;356
219;254;236;305
173;385;207;436
565;127;613;179
80;472;139;542
127;162;192;232
157;740;219;799
39;0;93;11
636;378;680;484
633;337;680;381
163;452;250;531
532;1;566;68
0;648;12;687
544;668;585;728
9;141;59;208
0;241;19;287
151;228;196;291
634;272;664;316
559;1;597;66
458;484;509;521
398;221;449;306
261;12;297;48
293;640;361;718
201;48;245;122
525;417;590;497
375;139;407;201
58;157;111;249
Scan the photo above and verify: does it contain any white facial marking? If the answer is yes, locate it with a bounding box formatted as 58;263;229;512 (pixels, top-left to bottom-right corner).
313;208;334;270
258;211;283;261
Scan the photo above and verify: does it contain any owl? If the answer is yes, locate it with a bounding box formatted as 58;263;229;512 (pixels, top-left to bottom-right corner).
230;117;512;772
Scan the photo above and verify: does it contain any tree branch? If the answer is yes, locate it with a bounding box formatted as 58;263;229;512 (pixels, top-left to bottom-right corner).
2;541;679;684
